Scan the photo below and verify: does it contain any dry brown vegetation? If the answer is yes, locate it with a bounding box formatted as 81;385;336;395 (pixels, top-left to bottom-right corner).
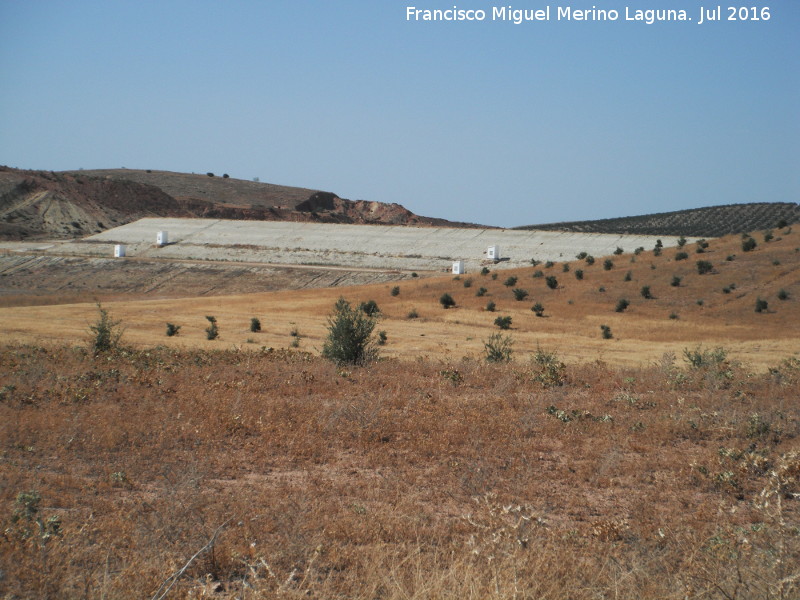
1;343;799;599
1;226;799;598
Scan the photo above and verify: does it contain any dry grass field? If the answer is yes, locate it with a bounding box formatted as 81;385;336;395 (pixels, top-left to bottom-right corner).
1;226;798;599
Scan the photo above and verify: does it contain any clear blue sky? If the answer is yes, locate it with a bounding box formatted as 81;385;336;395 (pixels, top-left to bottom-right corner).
1;1;797;227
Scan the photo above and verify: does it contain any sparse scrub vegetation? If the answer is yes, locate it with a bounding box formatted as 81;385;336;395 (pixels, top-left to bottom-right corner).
390;285;400;297
575;269;584;280
600;324;612;339
322;297;378;365
696;260;714;275
485;300;496;312
640;285;653;299
755;298;769;313
777;289;789;301
742;236;757;252
512;288;529;301
613;246;624;255
494;315;512;330
615;298;630;312
531;302;545;317
475;287;487;297
545;275;558;290
439;293;456;309
89;303;123;353
165;322;181;337
250;317;261;332
483;332;513;362
671;275;681;287
204;315;219;340
603;259;614;270
359;299;380;316
503;276;518;287
675;251;689;261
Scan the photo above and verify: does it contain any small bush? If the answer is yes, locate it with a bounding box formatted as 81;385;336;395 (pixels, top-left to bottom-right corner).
655;239;663;249
491;273;498;280
205;316;219;340
576;251;588;260
481;267;490;275
613;247;624;255
407;309;419;319
671;276;681;287
726;255;735;261
575;269;584;280
290;327;299;337
742;237;757;252
377;330;388;345
89;303;123;353
484;332;513;362
411;272;418;278
722;287;731;294
683;345;727;369
562;263;570;273
512;288;529;301
530;347;567;387
763;230;774;242
222;173;229;178
634;247;644;255
603;259;614;271
250;317;261;333
778;289;789;300
585;255;595;265
531;302;544;317
359;300;380;316
600;324;613;339
463;278;473;288
390;286;400;297
503;276;518;287
755;298;769;313
669;312;679;320
696;261;713;275
697;299;704;306
624;271;632;282
322;298;378;365
677;236;687;247
545;275;558;290
206;172;214;177
165;323;181;337
494;315;512;330
486;301;496;312
545;261;555;268
653;247;662;257
615;299;630;313
530;259;541;266
439;293;456;309
598;286;606;293
476;287;487;297
640;285;653;299
675;252;689;261
532;270;544;278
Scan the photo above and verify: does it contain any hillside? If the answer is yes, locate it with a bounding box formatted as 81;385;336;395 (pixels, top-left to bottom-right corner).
519;202;799;237
0;166;477;241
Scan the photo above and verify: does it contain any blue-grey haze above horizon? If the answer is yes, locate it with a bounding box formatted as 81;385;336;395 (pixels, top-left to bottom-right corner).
0;0;797;228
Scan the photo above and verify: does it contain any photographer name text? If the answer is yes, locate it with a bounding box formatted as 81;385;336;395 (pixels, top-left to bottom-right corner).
405;6;772;25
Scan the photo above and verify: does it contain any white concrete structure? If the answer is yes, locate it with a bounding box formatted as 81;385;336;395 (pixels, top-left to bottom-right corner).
452;260;465;275
113;244;126;258
65;218;696;273
487;245;500;260
157;231;168;246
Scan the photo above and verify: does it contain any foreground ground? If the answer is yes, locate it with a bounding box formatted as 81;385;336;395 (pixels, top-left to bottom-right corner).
1;344;798;599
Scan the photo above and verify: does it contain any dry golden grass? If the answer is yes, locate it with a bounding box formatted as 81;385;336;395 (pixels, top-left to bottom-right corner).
0;227;796;370
1;343;799;598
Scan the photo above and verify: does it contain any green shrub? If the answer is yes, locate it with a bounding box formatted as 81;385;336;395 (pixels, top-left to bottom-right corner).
166;323;181;337
532;302;544;317
322;298;378;365
726;255;735;261
359;300;380;316
624;271;632;282
763;230;774;242
250;317;261;333
530;347;567;387
677;236;687;248
585;255;595;265
476;287;487;297
463;278;473;288
377;330;388;345
504;276;518;287
675;252;689;261
696;261;713;275
683;345;727;369
512;288;529;301
532;270;544;278
545;275;558;290
640;285;652;299
600;324;613;339
615;299;630;313
576;251;588;260
653;247;662;257
613;247;624;255
486;301;496;312
575;269;584;280
89;303;123;353
411;272;418;278
494;315;512;330
778;289;789;301
491;273;498;280
481;267;490;275
742;237;757;252
669;312;679;320
562;263;570;273
439;293;456;309
697;299;704;306
391;286;400;297
530;259;541;266
545;261;555;268
671;276;681;287
205;316;219;340
603;259;613;271
755;298;769;313
407;309;419;319
484;332;513;362
634;247;644;255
